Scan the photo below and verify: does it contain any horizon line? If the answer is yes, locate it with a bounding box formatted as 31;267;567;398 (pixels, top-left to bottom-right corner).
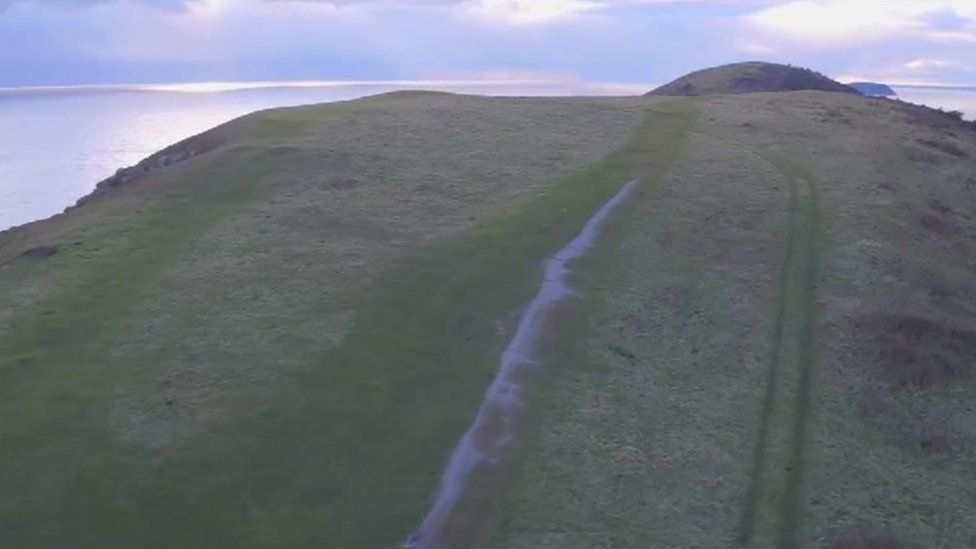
0;78;659;95
1;78;973;96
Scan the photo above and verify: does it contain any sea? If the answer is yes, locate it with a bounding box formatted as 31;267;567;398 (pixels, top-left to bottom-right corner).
1;81;973;231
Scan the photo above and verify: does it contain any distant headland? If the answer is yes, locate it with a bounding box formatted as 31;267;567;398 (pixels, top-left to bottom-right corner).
848;81;897;96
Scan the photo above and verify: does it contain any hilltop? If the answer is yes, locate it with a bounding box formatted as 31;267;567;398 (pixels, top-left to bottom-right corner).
1;70;975;548
648;61;860;96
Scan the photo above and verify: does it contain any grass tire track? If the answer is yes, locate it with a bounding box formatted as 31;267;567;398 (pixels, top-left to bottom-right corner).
736;172;800;547
777;169;819;549
736;160;820;548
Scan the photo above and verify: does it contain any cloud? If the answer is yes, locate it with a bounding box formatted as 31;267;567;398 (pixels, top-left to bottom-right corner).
264;0;616;25
273;0;461;4
2;0;974;87
0;0;761;26
265;0;610;24
0;0;200;10
839;56;976;87
744;0;976;47
906;58;960;72
462;0;607;25
2;0;611;25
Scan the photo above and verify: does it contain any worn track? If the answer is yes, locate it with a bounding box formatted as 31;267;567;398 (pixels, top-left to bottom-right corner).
737;160;820;548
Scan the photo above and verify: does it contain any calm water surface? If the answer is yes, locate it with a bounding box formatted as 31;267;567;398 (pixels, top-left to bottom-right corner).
1;82;973;231
893;86;976;119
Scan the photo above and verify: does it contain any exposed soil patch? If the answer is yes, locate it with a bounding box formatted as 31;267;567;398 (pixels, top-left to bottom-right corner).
918;212;959;237
19;245;57;260
871;313;976;388
825;529;920;549
607;343;638;361
926;196;953;216
917;198;972;239
918;432;955;454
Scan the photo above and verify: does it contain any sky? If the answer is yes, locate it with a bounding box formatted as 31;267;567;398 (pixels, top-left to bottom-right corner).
1;0;974;87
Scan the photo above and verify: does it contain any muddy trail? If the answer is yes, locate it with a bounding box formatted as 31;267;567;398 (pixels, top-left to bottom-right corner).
737;161;820;548
403;178;640;549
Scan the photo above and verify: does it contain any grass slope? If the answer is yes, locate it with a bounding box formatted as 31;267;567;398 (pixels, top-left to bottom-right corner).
497;91;976;548
0;92;681;547
2;86;975;548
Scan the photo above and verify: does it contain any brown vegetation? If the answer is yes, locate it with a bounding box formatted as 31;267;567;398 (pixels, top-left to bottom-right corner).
873;313;976;388
826;529;920;549
18;245;56;259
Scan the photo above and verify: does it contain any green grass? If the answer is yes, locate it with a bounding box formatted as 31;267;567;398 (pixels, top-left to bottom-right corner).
737;160;820;548
0;93;684;547
2;87;975;548
495;121;794;549
496;91;976;548
702;92;976;547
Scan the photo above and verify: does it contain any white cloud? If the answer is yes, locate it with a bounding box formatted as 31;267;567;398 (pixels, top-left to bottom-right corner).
906;58;959;72
840;56;974;86
736;41;776;55
3;0;975;87
0;0;200;10
745;0;976;47
461;0;608;25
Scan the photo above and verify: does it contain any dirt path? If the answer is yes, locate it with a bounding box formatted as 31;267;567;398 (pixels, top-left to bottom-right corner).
403;178;641;549
737;160;820;548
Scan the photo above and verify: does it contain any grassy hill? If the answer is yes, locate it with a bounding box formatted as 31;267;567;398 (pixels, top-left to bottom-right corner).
648;61;860;97
1;80;975;547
